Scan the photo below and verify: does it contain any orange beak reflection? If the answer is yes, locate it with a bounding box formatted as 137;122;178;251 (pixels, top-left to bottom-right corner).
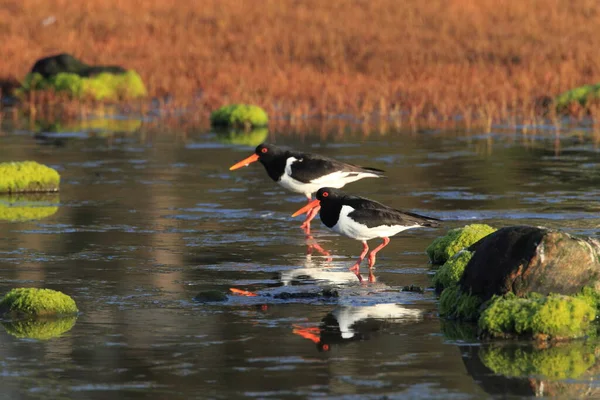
229;288;258;297
292;199;320;217
229;153;260;170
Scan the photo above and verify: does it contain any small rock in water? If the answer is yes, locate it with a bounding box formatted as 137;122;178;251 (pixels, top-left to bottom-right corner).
402;285;424;293
193;290;228;302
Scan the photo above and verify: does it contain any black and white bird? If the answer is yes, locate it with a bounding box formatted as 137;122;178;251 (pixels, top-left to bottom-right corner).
292;187;440;272
229;143;385;230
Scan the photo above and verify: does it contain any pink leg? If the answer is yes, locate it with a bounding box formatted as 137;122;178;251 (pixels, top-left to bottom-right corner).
300;205;320;233
368;237;390;269
349;241;369;273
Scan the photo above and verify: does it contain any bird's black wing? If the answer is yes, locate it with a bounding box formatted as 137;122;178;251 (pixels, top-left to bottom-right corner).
288;152;385;183
346;196;440;229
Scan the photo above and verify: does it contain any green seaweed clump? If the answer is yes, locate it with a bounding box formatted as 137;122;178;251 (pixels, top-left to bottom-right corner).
479;293;596;340
0;194;59;222
432;250;473;291
19;71;147;100
215;127;269;146
0;288;78;317
426;224;495;264
210;104;269;128
0;161;60;193
439;285;482;321
3;316;77;340
480;342;597;380
555;83;600;112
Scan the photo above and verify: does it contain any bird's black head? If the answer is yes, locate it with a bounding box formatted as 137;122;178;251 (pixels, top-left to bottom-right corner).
315;187;345;202
254;143;283;163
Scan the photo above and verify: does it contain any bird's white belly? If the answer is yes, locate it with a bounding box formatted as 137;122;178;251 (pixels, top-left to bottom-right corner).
332;205;419;241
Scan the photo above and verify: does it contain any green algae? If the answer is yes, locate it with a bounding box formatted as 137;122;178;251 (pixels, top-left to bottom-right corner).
432;250;473;291
0;288;78;317
555;83;600;112
215;127;269;146
480;342;597;380
0;161;60;193
439;285;482;321
426;224;496;264
3;316;77;340
19;70;147;100
210;104;269;128
0;194;59;222
479;293;596;339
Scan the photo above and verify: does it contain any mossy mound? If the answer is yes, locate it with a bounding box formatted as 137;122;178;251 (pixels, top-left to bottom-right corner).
3;316;77;340
432;250;473;291
0;194;59;221
210;104;269;128
193;290;228;302
19;71;147;100
426;224;495;264
555;83;600;112
0;288;78;317
0;161;60;193
439;285;482;321
215;127;269;146
480;342;597;380
479;292;596;340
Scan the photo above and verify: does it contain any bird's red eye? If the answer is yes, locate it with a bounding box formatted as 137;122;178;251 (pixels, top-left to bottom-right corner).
322;344;330;351
261;148;268;153
322;192;329;197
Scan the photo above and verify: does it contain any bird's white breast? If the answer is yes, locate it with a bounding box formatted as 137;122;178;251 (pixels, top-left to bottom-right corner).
333;304;423;339
332;205;420;241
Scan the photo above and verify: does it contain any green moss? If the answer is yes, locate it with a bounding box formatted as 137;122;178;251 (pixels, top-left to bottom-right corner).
0;288;78;317
0;194;59;222
210;104;269;128
3;316;77;340
215;127;269;146
439;285;482;321
479;293;596;339
0;161;60;193
480;342;596;380
432;250;473;291
18;71;147;100
555;83;600;111
426;224;496;264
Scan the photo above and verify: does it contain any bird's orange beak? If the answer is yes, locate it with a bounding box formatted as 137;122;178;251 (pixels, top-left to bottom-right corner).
229;153;259;170
292;199;320;217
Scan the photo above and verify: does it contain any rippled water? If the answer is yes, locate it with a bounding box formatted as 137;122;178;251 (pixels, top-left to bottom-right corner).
0;119;600;399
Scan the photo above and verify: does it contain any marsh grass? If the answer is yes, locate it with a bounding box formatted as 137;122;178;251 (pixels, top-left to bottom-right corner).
2;0;600;126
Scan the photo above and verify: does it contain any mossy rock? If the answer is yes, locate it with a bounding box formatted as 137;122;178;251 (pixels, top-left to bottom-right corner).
193;290;228;302
3;316;77;340
479;292;596;340
426;224;496;264
432;250;473;292
439;285;482;321
0;288;78;317
210;104;269;128
480;342;597;380
215;127;269;146
18;71;146;100
555;83;600;112
0;194;59;221
0;161;60;193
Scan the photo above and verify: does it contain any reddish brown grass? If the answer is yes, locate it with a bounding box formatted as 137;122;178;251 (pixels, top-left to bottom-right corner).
1;0;600;125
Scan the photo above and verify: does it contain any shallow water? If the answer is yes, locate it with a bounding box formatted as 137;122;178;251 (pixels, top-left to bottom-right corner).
0;119;600;399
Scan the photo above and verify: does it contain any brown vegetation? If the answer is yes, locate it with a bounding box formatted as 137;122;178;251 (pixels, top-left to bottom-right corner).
1;0;600;125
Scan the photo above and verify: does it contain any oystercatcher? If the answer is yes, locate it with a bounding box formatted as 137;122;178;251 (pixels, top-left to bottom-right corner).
229;143;385;231
292;187;440;272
